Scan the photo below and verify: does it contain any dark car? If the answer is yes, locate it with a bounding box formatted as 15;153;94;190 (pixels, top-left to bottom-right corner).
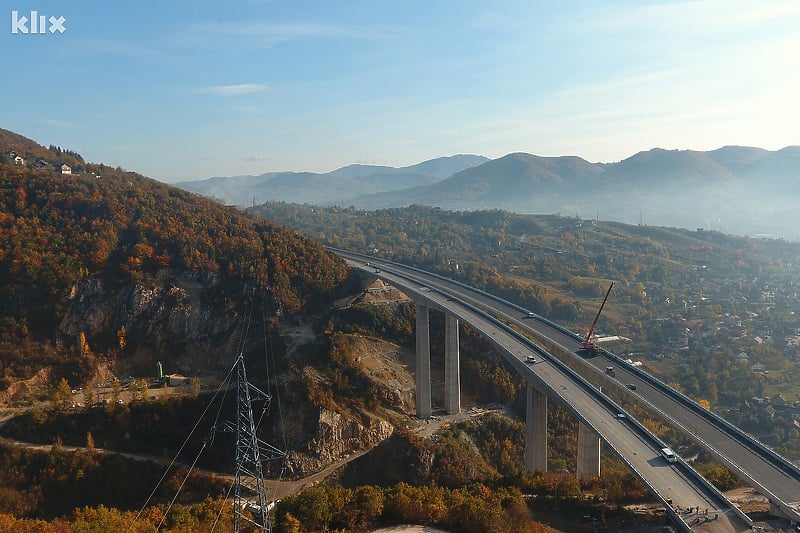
626;383;637;391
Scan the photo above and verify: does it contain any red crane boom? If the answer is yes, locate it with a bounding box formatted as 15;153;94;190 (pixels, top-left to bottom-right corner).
582;281;614;351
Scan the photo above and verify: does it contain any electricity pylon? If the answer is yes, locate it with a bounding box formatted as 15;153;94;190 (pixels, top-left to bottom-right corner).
223;353;285;533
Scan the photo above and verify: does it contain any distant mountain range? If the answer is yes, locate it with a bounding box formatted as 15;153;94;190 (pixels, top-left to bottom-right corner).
177;146;800;239
175;154;489;206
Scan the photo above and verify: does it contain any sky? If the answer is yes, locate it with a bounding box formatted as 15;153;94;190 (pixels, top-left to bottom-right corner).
2;0;799;182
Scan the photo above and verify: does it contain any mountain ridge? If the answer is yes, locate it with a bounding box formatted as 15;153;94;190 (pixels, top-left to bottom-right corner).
339;145;800;238
6;125;800;238
174;144;800;238
176;153;489;206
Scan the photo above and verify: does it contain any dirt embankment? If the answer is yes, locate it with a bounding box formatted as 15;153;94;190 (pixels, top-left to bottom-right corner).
0;368;51;406
337;279;411;307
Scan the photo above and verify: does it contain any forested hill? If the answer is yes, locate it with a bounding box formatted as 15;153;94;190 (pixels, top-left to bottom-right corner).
0;130;349;381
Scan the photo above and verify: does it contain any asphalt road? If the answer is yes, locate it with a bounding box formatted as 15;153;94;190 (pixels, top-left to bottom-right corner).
350;259;749;533
338;251;800;519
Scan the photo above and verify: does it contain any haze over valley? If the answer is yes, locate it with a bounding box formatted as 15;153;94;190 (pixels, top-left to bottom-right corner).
179;145;800;240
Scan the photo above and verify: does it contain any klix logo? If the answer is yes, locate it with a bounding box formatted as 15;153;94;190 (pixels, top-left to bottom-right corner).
11;10;66;34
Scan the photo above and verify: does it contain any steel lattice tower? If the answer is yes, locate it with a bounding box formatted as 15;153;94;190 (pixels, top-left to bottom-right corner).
225;353;285;533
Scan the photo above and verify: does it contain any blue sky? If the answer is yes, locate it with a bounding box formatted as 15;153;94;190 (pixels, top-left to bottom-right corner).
2;0;799;182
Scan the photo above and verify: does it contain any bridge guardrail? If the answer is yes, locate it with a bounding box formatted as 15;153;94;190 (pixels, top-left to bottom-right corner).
607;346;800;472
356;253;734;525
525;313;798;515
334;247;800;513
497;289;796;519
505;285;800;484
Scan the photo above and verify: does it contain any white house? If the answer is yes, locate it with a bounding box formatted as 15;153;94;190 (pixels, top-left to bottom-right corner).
59;163;72;175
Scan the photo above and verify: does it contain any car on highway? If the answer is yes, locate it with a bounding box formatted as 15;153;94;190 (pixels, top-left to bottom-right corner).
626;383;637;390
526;355;536;364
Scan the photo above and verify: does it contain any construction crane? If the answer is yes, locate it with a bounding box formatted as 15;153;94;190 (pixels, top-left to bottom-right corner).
582;281;614;353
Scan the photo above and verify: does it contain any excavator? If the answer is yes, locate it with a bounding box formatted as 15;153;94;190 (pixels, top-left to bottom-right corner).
582;281;614;354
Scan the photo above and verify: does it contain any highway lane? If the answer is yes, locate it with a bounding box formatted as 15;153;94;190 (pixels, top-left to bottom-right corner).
490;305;800;512
336;250;800;521
349;259;749;533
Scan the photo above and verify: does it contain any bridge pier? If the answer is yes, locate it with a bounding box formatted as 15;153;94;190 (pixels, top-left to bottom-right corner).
576;421;601;478
415;303;432;418
444;314;460;414
525;383;548;472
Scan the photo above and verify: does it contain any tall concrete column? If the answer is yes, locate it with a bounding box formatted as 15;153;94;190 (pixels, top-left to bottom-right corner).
576;421;601;478
415;303;432;418
444;314;460;414
525;383;547;472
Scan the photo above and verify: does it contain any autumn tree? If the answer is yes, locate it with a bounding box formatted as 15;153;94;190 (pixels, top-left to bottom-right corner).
83;381;95;408
107;379;122;411
50;378;72;411
78;332;91;357
189;377;201;397
130;379;149;402
117;326;126;351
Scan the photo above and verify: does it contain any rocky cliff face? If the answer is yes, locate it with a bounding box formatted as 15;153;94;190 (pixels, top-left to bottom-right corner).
58;272;257;372
285;408;394;477
60;275;397;478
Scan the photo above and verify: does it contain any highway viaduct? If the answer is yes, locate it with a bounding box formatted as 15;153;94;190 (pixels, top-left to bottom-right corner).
334;249;800;532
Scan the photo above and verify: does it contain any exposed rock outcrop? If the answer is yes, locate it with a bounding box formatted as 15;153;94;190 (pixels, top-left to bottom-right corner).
59;278;399;479
285;408;394;477
58;274;251;371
